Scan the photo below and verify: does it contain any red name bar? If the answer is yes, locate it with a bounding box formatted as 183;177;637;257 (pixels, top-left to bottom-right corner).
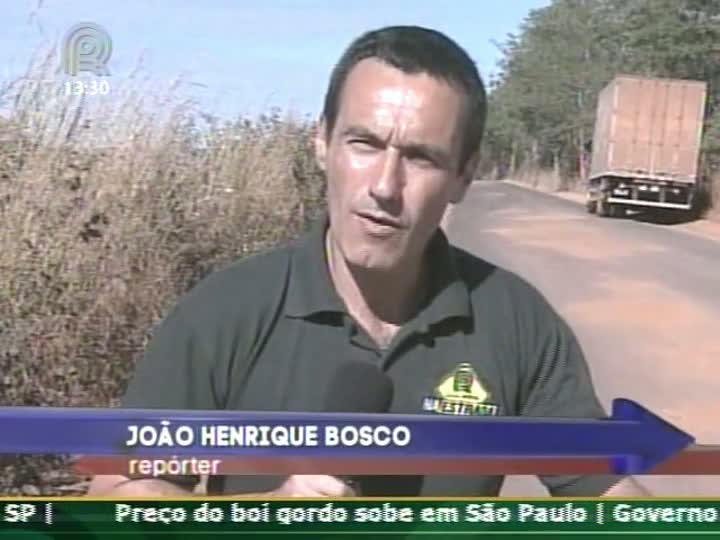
75;445;720;476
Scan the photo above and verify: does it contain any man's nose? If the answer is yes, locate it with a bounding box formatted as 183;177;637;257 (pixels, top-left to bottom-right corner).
369;148;404;202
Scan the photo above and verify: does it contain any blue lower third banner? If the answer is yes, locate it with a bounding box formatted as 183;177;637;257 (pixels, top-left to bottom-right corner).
0;399;700;475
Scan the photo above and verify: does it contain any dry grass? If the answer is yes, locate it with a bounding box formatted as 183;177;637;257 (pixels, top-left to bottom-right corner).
0;54;326;494
513;167;566;192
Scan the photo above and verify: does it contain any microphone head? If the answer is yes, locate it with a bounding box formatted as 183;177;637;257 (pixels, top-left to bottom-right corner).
323;362;421;497
323;361;394;413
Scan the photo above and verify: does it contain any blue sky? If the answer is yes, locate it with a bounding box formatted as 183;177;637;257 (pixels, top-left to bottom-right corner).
2;0;549;119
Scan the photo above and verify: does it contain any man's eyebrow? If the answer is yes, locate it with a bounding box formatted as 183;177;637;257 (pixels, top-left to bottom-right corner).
340;125;451;164
340;125;383;141
401;142;451;166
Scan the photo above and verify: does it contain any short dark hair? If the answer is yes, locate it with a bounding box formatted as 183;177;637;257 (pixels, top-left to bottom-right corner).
322;25;487;172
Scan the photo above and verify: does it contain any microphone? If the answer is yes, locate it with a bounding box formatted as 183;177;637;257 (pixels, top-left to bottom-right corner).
323;362;394;495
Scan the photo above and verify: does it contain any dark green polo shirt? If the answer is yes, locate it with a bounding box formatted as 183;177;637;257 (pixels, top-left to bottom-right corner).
122;216;621;496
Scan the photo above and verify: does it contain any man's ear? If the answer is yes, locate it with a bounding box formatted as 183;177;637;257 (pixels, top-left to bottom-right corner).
314;117;328;172
449;151;480;204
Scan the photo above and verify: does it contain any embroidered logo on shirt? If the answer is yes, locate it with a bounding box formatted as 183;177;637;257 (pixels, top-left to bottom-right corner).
422;362;499;416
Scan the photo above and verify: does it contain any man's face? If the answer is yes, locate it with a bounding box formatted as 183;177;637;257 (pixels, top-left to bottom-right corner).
316;58;473;272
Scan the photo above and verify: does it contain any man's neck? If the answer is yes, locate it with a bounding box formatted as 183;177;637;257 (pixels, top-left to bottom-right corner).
326;233;427;347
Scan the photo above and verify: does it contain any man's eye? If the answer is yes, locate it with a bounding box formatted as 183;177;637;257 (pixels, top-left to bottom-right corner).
407;153;435;166
349;139;375;148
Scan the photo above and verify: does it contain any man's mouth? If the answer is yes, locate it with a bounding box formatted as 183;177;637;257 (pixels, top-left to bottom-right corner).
356;211;404;229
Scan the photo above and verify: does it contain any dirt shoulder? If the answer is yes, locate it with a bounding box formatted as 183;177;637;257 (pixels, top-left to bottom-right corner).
502;179;720;244
449;180;720;495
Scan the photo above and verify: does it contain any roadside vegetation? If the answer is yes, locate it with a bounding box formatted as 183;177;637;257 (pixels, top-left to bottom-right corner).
479;0;720;219
0;53;326;494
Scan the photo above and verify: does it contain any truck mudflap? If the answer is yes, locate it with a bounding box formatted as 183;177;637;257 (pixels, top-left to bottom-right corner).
587;177;695;216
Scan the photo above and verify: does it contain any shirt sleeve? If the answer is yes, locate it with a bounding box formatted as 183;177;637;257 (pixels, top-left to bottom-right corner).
517;289;624;496
120;306;218;489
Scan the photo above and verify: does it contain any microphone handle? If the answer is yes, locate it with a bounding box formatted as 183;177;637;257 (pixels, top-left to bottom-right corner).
338;475;362;495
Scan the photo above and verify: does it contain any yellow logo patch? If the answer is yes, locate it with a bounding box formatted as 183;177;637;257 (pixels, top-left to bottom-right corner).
422;363;499;416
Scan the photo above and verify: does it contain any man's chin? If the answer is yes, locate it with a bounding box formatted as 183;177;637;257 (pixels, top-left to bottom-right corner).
346;252;403;274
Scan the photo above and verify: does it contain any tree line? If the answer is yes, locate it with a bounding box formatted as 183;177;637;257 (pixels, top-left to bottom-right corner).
480;0;720;186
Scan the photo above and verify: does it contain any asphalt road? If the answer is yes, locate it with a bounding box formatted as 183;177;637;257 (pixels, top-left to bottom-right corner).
444;180;720;496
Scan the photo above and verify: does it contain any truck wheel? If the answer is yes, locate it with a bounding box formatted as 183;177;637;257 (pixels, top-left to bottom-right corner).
597;199;610;217
586;200;597;214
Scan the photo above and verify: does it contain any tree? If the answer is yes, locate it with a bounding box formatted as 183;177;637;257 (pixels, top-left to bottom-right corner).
483;0;719;186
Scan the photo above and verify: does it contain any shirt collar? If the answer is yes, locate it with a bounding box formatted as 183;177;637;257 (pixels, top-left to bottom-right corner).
284;215;346;318
284;214;472;329
415;228;473;331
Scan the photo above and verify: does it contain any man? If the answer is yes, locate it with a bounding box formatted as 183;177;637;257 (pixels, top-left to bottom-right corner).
89;26;648;497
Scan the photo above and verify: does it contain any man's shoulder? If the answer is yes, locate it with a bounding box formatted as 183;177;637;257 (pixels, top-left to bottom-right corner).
174;240;295;323
448;243;566;345
449;244;547;304
202;242;293;290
